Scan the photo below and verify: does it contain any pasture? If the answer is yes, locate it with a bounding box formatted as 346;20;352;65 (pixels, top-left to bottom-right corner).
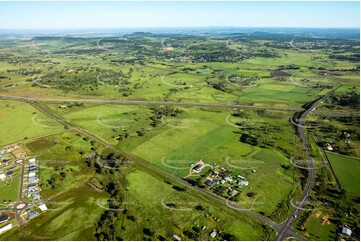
326;152;360;196
0;100;63;146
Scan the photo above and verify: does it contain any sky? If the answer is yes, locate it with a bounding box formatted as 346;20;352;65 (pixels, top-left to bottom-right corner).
0;1;359;29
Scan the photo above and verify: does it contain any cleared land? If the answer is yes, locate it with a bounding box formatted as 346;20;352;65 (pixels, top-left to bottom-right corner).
326;152;360;196
0;100;63;146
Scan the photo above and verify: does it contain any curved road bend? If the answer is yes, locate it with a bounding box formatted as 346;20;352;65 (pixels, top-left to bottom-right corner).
24;99;308;240
276;86;340;240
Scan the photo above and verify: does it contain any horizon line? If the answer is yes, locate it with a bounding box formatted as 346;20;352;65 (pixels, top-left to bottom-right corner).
0;26;359;30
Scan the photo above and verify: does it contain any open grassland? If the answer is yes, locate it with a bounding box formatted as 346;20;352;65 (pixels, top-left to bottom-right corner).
303;209;337;241
0;100;63;146
24;132;101;198
113;170;268;240
57;103;298;219
0;176;21;203
326;152;360;196
0;185;106;241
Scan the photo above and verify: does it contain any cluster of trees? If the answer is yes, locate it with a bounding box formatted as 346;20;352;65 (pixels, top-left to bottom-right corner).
85;152;130;240
331;90;360;109
28;67;132;94
149;106;183;127
329;54;360;62
45;167;67;189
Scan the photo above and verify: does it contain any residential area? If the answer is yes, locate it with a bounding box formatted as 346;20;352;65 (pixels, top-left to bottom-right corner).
0;144;47;235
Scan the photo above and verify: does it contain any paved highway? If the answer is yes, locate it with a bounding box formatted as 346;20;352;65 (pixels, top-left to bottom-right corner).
0;94;304;111
276;86;340;240
1;94;357;118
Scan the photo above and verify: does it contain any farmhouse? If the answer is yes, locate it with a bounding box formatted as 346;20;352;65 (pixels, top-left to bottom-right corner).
205;179;217;187
192;164;204;172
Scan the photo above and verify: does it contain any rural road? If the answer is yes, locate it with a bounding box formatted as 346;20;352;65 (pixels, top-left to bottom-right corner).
276;86;340;240
0;94;301;111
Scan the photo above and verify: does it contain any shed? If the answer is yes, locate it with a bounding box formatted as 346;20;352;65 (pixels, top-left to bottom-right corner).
342;227;352;236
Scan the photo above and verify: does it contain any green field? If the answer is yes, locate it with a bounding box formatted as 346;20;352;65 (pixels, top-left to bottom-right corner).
0;184;106;240
327;152;360;196
0;100;63;146
0;176;21;204
114;170;268;240
303;210;337;241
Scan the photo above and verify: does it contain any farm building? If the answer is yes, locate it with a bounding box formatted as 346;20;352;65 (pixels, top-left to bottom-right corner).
0;223;12;234
205;179;217;187
210;230;217;238
192;164;204;172
342;227;352;236
172;234;181;241
38;204;48;212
